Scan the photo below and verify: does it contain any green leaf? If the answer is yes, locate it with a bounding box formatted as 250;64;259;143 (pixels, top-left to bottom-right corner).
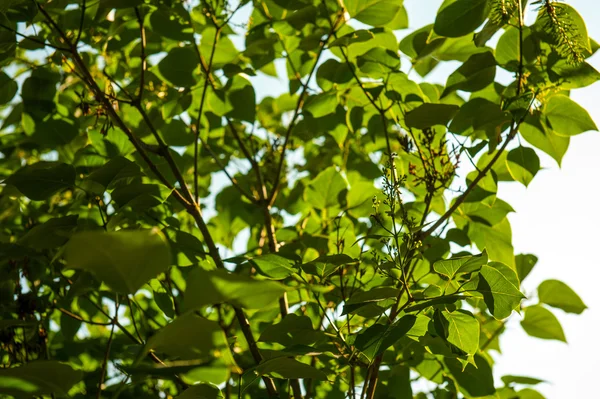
433;251;488;279
160;119;195;146
182;268;286;311
250;253;297;280
177;384;224;399
155;289;175;319
304;166;347;210
344;0;402;27
259;314;326;346
501;375;545;386
515;254;538;282
343;287;400;315
356;47;400;77
65;228;172;294
60;311;81;341
434;0;491;38
535;3;592;61
31;117;79;147
18;215;78;249
538;279;587;314
354;315;417;361
158;46;198;87
0;361;82;397
111;183;172;212
329;30;374;48
519;114;569;166
518;388;546;399
149;9;193;42
549;59;600;89
256;357;327;380
102;0;144;8
520;305;566;342
404;103;459;129
226;75;256;122
302;254;357;279
545;95;597;136
142;312;238;369
304;92;338;118
506;146;540;187
443;51;496;96
84;157;142;194
6;162;75;200
0;72;17;104
446;355;495;397
440;309;479;355
476;264;525;319
200;28;238;66
468;218;515;268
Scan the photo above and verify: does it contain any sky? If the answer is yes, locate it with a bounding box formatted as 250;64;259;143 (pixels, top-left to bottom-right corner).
400;1;600;397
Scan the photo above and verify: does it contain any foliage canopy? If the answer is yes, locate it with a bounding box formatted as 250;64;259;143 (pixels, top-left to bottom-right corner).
0;0;596;398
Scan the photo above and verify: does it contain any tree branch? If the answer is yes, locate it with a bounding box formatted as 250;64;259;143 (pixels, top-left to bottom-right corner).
0;22;70;51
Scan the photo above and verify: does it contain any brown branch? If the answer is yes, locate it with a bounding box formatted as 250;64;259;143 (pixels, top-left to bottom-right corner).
58;307;112;326
36;2;192;210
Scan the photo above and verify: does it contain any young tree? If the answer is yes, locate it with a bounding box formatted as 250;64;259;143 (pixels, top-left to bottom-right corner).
0;0;595;398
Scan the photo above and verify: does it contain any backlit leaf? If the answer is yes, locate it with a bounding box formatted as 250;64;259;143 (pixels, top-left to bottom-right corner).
538;279;587;314
521;305;566;342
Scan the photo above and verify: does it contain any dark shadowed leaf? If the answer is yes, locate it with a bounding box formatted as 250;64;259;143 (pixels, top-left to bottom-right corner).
404;103;459;129
256;357;327;380
158;47;198;87
6;162;75;200
443;51;496;95
177;384;224;399
18;215;78;249
0;361;82;397
142;312;238;370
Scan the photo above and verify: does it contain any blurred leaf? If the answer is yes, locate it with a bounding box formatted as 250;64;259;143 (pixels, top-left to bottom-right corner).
65;228;171;294
183;268;286;310
6;162;75;200
0;361;82;397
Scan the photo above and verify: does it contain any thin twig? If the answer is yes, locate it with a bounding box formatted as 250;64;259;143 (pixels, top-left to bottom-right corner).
75;0;86;46
0;22;70;51
96;295;119;399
